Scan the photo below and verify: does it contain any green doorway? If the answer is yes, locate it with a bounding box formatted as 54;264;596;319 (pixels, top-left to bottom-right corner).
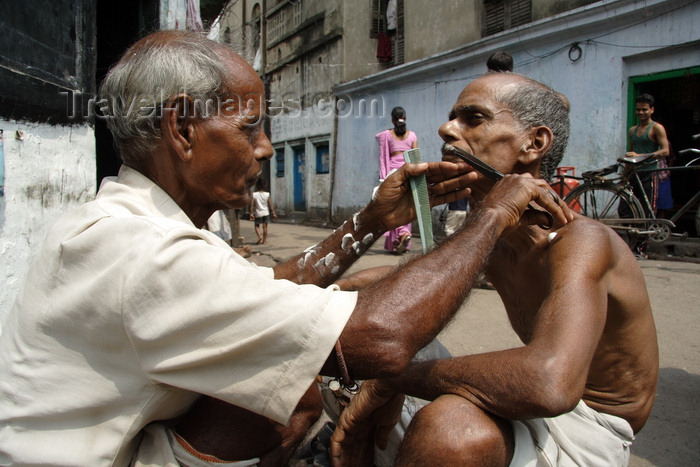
628;67;700;236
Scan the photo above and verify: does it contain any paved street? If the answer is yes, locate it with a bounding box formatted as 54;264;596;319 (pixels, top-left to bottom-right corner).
237;218;699;466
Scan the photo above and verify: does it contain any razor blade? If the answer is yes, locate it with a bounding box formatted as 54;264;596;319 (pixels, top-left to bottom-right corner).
442;143;552;230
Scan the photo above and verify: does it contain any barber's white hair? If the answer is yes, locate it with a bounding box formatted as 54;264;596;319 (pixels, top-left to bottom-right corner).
99;31;233;164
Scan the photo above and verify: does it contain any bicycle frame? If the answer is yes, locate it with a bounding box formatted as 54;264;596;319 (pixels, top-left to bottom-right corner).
567;160;700;242
631;164;700;227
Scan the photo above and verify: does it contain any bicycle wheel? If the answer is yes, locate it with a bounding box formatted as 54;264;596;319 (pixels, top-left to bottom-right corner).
564;182;645;248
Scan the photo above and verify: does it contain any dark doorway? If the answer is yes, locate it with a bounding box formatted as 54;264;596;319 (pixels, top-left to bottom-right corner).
293;146;306;212
630;68;700;236
95;1;159;189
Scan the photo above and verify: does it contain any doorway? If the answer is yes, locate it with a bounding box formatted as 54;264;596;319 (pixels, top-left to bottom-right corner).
95;1;159;189
629;67;700;235
293;145;306;212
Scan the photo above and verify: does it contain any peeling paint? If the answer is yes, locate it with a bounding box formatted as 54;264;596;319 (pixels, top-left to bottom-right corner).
0;120;96;330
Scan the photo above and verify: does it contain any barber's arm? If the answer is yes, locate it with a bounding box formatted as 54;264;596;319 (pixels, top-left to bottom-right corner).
328;174;573;380
272;161;474;287
333;266;395;291
375;222;610;420
329;175;574;466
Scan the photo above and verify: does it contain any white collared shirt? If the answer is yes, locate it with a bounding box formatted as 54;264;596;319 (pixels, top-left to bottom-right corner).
0;165;356;465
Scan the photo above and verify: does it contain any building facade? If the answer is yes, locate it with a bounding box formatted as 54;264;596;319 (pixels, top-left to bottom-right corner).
213;0;566;222
2;0;698;325
331;0;700;221
212;0;697;225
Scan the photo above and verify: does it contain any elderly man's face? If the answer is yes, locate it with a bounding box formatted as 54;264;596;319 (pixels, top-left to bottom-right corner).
439;75;528;199
185;56;273;211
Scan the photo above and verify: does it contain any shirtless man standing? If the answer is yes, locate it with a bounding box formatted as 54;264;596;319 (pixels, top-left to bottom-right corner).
331;73;659;466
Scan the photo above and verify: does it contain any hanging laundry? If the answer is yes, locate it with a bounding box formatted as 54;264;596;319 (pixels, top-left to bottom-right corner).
377;32;392;62
187;0;203;31
386;0;397;32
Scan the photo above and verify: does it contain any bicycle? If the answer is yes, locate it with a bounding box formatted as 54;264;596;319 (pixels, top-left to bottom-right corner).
560;135;700;249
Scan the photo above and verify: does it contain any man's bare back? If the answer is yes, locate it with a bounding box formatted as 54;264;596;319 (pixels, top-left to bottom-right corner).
487;213;658;433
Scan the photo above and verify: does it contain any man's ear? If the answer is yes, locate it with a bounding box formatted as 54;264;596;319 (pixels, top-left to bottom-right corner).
518;126;553;165
161;94;196;162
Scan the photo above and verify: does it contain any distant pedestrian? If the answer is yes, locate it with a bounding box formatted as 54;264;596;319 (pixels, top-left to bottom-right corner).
376;106;418;254
487;51;513;72
250;179;276;244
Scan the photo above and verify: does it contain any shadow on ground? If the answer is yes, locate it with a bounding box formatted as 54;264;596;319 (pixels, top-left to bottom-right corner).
631;367;700;465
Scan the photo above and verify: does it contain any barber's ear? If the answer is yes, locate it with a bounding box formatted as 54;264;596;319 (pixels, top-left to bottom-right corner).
161;94;196;161
518;126;553;165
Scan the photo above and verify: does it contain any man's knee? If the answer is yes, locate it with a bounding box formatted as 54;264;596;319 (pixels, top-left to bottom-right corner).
396;394;514;466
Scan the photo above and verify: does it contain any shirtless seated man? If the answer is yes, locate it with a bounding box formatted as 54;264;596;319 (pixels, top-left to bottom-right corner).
331;72;659;466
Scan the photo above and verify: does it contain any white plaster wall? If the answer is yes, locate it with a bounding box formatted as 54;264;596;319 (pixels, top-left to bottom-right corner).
0;120;96;330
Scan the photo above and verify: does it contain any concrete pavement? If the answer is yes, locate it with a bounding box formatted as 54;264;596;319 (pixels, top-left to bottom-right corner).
237;218;700;466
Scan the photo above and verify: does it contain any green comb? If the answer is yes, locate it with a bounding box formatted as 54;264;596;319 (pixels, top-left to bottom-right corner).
403;148;434;253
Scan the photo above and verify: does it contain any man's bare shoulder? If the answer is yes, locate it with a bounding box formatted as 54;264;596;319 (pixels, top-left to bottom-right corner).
551;215;649;305
546;215;642;278
548;215;620;257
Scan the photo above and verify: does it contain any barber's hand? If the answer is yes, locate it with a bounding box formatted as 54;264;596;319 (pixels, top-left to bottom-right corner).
367;161;475;232
478;173;573;233
330;379;404;467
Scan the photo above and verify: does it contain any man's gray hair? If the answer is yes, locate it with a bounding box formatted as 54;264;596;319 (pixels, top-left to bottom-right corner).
98;31;232;164
495;75;570;181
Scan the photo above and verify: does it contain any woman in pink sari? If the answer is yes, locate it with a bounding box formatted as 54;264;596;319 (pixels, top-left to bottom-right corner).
376;106;419;253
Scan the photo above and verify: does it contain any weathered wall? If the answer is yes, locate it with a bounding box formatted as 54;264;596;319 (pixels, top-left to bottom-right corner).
0;121;96;329
532;0;599;21
403;0;481;63
340;0;390;82
332;0;700;220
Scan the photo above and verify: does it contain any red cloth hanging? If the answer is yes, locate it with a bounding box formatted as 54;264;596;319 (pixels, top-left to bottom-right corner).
377;33;392;62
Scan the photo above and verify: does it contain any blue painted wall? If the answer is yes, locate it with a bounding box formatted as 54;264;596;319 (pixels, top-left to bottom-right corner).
331;0;700;220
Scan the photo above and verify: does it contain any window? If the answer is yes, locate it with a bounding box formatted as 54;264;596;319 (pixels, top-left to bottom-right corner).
369;0;389;39
275;147;285;177
369;0;404;66
483;0;532;37
315;143;330;174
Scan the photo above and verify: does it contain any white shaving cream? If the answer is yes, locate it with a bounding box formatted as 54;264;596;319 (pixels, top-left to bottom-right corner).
342;234;355;250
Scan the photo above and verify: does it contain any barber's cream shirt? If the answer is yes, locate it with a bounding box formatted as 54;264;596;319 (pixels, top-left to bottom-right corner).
0;166;356;465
